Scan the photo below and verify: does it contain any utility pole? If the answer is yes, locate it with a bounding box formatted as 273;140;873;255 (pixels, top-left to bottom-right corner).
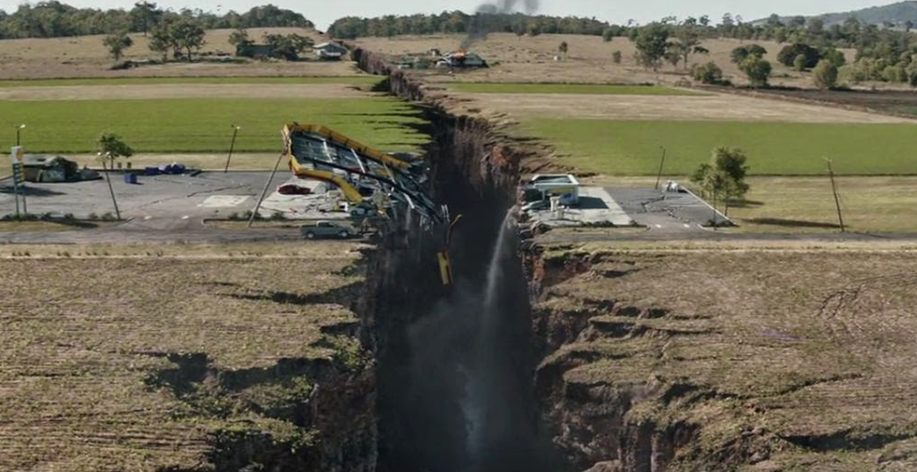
224;125;240;173
100;153;121;220
654;146;667;191
16;124;25;147
10;146;22;217
247;152;285;228
826;158;845;233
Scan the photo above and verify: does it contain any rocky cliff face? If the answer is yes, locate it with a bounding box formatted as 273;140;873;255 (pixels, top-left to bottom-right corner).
524;246;917;471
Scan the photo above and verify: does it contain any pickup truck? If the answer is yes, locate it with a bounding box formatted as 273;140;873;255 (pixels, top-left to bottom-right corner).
301;221;357;240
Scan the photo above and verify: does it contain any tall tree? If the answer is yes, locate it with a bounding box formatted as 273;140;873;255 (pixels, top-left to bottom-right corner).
170;18;205;61
102;31;133;61
634;23;669;71
668;25;708;69
148;21;172;61
129;1;159;36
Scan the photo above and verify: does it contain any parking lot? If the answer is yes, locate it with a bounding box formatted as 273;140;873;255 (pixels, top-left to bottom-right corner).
522;184;726;234
0;171;349;232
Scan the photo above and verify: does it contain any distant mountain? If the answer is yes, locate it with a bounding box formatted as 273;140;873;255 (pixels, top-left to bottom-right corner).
757;1;917;27
817;1;917;26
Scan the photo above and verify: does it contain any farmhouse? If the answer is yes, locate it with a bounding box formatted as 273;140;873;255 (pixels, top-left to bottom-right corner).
314;42;349;60
438;51;488;68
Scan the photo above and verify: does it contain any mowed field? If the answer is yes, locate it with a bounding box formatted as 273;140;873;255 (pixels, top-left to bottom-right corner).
526;119;917;175
0;76;426;155
0;242;369;472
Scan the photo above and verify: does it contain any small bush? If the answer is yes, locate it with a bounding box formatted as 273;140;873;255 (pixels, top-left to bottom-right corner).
813;59;839;89
730;44;767;65
269;212;286;221
882;65;907;83
88;212;99;221
691;61;724;84
62;213;75;221
794;54;808;71
740;56;772;88
612;51;622;64
101;212;117;221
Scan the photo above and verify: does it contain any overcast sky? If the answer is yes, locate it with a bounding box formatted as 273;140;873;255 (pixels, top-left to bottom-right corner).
0;0;897;30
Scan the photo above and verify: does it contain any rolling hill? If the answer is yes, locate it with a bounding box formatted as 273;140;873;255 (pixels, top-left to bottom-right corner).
761;1;917;27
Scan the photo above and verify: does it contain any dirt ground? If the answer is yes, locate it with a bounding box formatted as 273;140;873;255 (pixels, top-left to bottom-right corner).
357;34;855;88
0;242;367;472
449;90;913;124
535;247;917;470
0;83;371;100
0;27;360;79
752;87;917;118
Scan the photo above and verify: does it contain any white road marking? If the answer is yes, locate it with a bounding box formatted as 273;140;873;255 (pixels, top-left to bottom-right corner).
199;195;249;208
144;216;152;220
182;215;190;220
655;224;662;229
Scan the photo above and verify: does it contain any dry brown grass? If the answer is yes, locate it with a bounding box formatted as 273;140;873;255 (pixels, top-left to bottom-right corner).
0;241;366;471
0;27;360;79
357;33;854;88
537;248;917;469
448;91;911;124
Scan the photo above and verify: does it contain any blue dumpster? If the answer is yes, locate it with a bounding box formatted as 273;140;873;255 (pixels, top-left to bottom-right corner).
123;173;138;184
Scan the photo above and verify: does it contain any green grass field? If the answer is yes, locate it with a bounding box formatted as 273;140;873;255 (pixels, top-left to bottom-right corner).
0;98;426;153
526;119;917;175
0;76;383;87
450;83;700;96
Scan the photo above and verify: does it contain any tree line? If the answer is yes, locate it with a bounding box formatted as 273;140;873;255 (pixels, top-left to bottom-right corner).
329;11;612;40
0;1;312;39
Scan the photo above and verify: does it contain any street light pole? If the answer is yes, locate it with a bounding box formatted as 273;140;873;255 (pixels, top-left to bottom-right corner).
100;152;122;221
16;124;25;147
654;146;667;191
224;125;240;173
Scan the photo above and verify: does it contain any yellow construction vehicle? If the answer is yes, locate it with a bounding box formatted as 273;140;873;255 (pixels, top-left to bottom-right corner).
282;123;455;286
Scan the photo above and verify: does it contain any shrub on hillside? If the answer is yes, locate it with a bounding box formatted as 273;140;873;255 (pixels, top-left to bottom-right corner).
691;62;724;84
740;56;772;87
812;60;838;89
778;43;821;68
730;44;767;64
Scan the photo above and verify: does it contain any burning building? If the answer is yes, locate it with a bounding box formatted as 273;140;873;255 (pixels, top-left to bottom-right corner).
438;50;489;68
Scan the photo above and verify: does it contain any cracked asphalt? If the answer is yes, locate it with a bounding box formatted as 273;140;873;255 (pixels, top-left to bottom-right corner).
0;171;303;243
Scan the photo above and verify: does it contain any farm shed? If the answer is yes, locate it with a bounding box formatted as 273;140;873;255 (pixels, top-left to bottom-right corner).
314;42;349;60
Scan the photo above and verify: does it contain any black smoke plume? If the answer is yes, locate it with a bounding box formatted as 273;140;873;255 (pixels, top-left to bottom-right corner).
461;0;540;50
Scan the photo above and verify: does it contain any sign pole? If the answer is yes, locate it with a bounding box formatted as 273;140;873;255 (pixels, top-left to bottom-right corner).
10;146;23;217
224;125;239;173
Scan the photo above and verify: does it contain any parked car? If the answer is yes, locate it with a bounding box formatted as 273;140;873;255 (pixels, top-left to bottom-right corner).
301;221;356;240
